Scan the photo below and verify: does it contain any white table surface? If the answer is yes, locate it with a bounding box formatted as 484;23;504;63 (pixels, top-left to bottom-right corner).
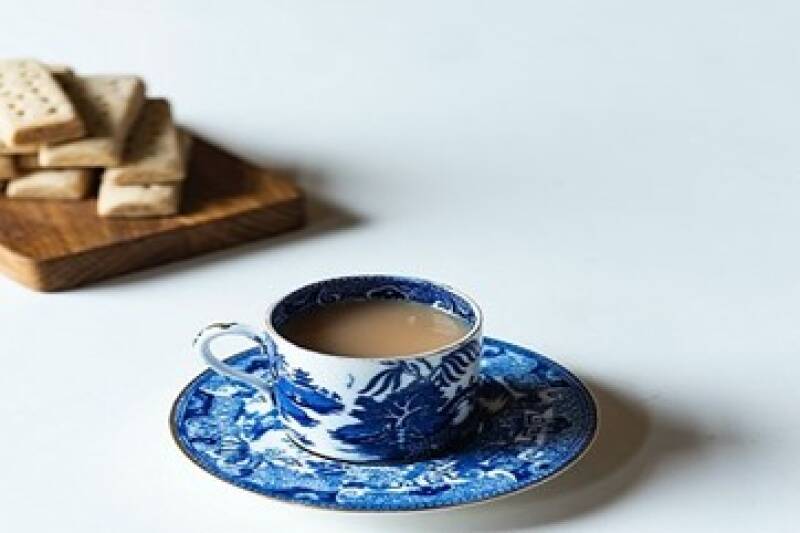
1;1;799;531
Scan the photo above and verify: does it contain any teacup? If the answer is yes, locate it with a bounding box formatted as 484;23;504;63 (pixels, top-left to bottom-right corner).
193;274;483;462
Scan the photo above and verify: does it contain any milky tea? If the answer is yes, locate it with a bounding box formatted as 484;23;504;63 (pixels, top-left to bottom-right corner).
278;300;471;357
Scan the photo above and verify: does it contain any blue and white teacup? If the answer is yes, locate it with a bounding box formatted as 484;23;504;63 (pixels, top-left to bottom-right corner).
193;275;483;462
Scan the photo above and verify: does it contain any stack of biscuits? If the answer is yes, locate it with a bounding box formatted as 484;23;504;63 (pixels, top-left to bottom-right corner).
0;59;190;217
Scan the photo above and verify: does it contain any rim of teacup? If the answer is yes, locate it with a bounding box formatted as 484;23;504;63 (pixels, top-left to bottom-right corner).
263;274;483;361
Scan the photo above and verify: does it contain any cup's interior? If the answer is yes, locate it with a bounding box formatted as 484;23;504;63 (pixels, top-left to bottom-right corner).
269;275;479;338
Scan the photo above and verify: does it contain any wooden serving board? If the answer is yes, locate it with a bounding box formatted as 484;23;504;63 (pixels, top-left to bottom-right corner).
0;135;305;291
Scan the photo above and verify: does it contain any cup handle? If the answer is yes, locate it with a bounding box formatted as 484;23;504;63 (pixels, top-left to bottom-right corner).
192;322;277;403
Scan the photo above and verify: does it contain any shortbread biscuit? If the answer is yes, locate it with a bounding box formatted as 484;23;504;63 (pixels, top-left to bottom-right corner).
0;59;85;145
0;140;38;155
39;75;145;167
0;155;15;178
102;99;183;185
97;130;191;217
97;180;181;217
16;153;40;170
5;168;93;199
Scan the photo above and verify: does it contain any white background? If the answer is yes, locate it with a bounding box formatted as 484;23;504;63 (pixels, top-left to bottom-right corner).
1;1;799;531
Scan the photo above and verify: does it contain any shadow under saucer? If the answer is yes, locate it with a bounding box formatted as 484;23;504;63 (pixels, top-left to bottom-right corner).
340;378;718;531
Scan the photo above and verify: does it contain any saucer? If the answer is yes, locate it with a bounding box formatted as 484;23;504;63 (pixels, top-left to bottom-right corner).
170;337;598;512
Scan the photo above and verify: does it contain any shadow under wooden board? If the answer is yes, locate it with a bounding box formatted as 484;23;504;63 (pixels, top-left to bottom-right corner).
0;136;305;291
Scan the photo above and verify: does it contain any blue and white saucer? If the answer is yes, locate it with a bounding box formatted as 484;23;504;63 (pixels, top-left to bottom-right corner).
170;337;598;512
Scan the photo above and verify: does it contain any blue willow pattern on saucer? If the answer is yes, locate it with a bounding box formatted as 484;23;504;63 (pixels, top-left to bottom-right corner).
171;337;597;512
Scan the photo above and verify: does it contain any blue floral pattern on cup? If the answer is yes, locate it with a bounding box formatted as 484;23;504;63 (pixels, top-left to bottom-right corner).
327;341;480;459
172;337;597;512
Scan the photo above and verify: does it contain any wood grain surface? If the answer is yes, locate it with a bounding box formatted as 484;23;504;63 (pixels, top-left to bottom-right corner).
0;135;305;291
